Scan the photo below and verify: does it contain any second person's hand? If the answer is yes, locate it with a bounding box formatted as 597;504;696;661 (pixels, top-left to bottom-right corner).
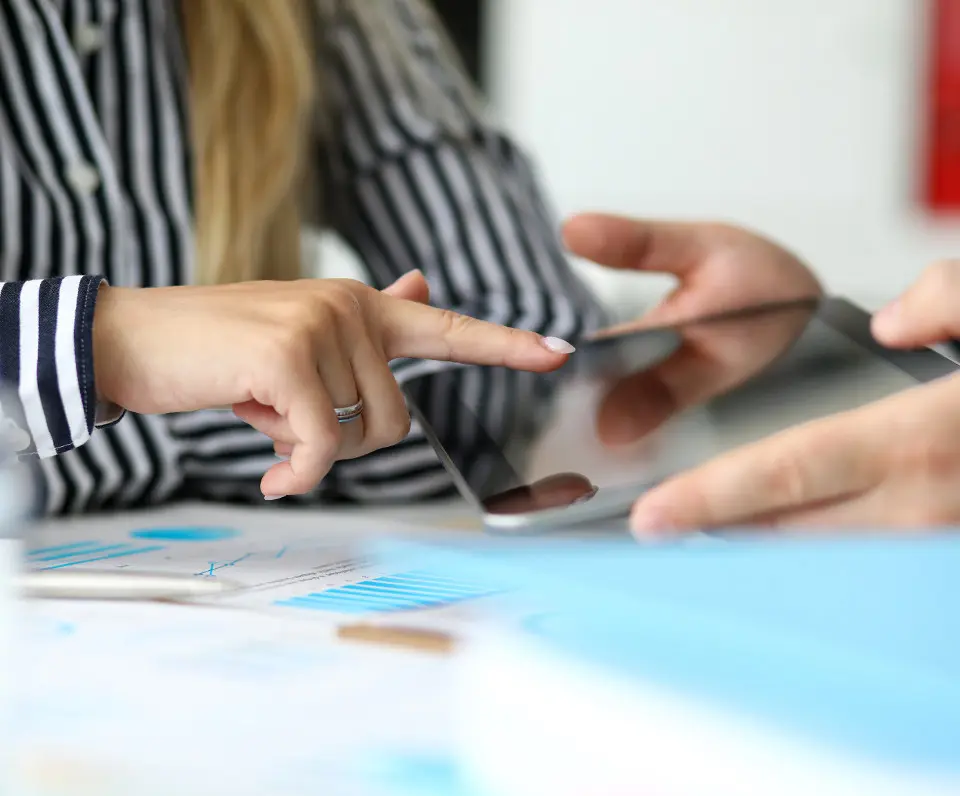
562;213;822;332
92;271;574;499
561;214;823;445
626;260;960;533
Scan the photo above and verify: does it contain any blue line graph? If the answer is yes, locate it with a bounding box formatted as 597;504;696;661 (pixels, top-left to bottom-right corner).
195;553;252;577
25;541;166;570
275;570;499;614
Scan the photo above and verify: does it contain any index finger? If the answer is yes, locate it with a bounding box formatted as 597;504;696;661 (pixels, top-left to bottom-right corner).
628;412;882;533
381;299;575;371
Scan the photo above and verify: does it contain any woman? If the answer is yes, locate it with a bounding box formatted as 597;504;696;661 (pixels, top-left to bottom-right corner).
0;0;604;514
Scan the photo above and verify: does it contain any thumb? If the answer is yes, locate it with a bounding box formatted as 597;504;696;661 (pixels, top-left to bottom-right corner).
562;213;705;275
872;260;960;348
382;269;430;304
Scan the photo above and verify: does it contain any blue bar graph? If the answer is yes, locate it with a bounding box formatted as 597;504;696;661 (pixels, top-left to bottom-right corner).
274;571;498;614
26;541;166;570
27;541;98;557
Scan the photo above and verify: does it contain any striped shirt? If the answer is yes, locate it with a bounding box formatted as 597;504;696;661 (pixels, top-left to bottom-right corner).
0;0;605;515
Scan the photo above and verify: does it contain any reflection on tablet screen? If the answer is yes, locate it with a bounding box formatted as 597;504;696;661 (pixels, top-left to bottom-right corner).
403;298;956;519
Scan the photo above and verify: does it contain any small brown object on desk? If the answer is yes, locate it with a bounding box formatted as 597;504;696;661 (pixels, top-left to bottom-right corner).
335;623;457;655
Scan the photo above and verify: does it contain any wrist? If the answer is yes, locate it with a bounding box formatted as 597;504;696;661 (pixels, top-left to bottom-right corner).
92;282;127;409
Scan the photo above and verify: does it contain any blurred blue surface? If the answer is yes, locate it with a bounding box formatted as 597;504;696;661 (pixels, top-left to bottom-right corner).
360;752;471;796
370;534;960;774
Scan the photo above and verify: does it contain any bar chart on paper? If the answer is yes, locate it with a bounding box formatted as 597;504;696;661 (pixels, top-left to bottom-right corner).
274;570;499;614
23;514;503;618
26;540;169;570
25;527;240;571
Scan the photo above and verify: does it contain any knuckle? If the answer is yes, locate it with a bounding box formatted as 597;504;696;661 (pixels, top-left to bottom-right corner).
895;431;960;481
322;282;370;334
517;327;539;348
330;279;369;307
436;308;463;333
435;309;473;357
449;311;489;342
270;325;312;367
368;405;412;450
342;294;366;333
763;450;811;505
287;298;318;328
389;410;413;444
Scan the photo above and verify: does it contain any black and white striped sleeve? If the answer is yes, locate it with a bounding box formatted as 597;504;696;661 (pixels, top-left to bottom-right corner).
312;0;609;502
320;0;608;355
0;274;110;459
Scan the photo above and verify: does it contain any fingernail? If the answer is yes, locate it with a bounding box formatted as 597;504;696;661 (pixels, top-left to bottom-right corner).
571;485;599;505
264;495;286;501
541;336;576;354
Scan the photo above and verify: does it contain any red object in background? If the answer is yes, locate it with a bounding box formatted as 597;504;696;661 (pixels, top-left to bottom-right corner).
925;0;960;211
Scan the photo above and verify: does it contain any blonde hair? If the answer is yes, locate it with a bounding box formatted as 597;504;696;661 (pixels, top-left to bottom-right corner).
180;0;479;286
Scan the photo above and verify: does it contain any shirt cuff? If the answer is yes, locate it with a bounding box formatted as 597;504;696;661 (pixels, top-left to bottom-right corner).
94;400;125;428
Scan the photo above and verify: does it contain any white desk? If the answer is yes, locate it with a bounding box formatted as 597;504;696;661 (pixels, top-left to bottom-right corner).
10;499;490;796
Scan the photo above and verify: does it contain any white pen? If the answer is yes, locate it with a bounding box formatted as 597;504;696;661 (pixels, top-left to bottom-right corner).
17;570;240;601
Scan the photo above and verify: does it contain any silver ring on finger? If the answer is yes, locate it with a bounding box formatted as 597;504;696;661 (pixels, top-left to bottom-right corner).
334;398;364;424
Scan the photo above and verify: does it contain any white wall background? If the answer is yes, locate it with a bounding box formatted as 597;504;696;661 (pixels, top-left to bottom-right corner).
318;1;960;318
484;0;960;313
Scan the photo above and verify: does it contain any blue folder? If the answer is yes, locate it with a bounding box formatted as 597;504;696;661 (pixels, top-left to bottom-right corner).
369;534;960;778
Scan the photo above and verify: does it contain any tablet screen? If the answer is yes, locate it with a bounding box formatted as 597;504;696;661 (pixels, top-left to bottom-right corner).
402;298;957;518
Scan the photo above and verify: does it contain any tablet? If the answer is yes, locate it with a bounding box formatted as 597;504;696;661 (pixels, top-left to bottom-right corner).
401;297;959;532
